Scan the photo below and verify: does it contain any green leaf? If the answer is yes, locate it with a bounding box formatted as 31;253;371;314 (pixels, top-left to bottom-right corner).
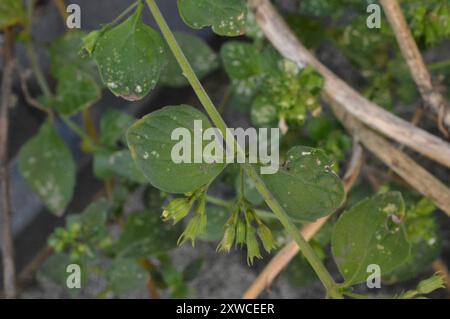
93;150;147;184
99;110;135;147
161;32;219;88
49;31;98;78
18;121;75;215
50;32;101;115
331;191;411;286
221;42;261;80
260;146;344;221
53;66;101;115
115;210;182;258
38;253;87;296
199;206;229;242
93;4;166;100
127;105;226;194
177;0;247;36
107;258;148;295
383;198;441;284
0;0;26;29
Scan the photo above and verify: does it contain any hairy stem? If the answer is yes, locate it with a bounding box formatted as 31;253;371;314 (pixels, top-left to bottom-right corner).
145;0;342;298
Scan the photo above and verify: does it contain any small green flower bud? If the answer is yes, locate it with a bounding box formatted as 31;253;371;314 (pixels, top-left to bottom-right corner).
177;210;207;247
417;273;445;295
162;198;193;224
246;226;262;265
257;223;276;253
235;218;247;247
217;222;236;253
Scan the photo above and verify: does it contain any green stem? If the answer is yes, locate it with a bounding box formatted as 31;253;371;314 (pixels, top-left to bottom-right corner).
145;0;342;298
205;195;276;221
26;0;52;100
428;59;450;71
61;116;99;151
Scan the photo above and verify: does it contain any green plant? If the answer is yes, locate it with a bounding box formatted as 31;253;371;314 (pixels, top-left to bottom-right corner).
1;0;449;299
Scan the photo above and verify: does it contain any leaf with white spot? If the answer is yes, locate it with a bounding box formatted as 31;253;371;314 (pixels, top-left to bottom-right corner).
93;150;146;184
331;191;411;286
53;66;101;115
221;41;261;80
260;146;344;222
18;121;75;216
127;105;226;194
93;3;166;101
161;32;219;88
115;210;182;258
50;32;102;115
177;0;247;36
99;110;135;147
106;258;148;296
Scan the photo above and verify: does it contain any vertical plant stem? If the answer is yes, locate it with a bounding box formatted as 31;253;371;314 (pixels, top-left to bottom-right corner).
0;28;17;299
53;0;69;23
26;0;52;101
145;0;342;298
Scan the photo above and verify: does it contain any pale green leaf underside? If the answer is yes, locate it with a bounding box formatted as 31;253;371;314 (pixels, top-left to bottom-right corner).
177;0;247;36
18;121;75;215
331;191;411;286
127;105;226;194
261;146;345;221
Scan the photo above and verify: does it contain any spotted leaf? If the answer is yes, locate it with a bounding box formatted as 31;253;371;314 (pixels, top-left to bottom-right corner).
331;191;411;286
177;0;247;36
18;121;75;215
93;3;166;101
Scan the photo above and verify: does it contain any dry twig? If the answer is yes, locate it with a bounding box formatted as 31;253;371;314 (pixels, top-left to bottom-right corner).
248;0;450;169
380;0;450;137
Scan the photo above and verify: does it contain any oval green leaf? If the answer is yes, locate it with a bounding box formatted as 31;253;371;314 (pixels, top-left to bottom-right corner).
260;146;344;221
18;121;75;216
331;191;411;286
93;5;166;100
127;105;226;194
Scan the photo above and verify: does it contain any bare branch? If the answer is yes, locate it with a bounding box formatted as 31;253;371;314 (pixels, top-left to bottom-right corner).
248;0;450;169
0;27;17;299
380;0;450;137
326;93;450;217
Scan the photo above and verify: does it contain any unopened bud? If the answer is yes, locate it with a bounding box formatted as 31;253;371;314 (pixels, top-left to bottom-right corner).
246;226;262;265
257;223;276;253
177;211;207;247
235;218;247;247
217;221;236;253
162;198;193;224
